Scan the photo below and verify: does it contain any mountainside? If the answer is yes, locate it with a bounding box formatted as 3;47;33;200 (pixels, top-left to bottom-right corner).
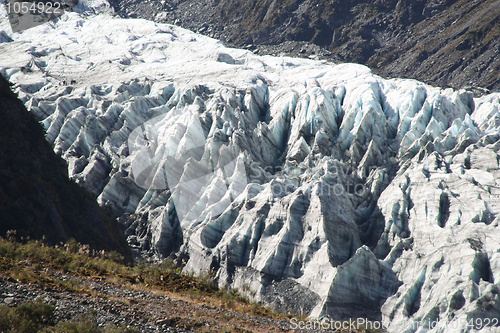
0;74;131;261
1;7;499;333
109;0;500;93
0;237;298;333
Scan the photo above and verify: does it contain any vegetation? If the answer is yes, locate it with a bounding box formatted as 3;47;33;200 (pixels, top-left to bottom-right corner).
0;235;289;322
0;235;384;332
0;299;137;333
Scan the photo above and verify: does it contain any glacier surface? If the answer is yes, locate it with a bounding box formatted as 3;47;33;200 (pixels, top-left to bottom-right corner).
0;9;499;332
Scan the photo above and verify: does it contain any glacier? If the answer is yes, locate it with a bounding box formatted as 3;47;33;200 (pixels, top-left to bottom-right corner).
0;7;499;332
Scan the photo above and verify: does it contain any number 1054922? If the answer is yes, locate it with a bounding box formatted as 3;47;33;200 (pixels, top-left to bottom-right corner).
5;1;63;15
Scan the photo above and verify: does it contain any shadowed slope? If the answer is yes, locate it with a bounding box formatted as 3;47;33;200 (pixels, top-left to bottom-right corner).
0;75;132;261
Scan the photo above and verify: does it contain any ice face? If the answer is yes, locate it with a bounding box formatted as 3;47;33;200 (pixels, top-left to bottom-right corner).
1;8;500;332
127;103;247;227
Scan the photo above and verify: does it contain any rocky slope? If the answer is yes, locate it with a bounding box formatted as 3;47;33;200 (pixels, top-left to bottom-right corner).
0;275;300;333
0;5;499;333
0;237;299;333
108;0;500;93
0;75;131;261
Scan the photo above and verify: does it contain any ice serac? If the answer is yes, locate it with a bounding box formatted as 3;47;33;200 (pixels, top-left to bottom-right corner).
0;9;499;332
378;145;500;332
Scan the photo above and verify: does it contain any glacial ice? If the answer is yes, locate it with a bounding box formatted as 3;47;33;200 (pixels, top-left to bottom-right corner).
0;7;499;332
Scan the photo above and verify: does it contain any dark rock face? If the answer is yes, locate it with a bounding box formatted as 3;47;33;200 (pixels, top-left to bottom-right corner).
108;0;500;92
0;75;132;262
